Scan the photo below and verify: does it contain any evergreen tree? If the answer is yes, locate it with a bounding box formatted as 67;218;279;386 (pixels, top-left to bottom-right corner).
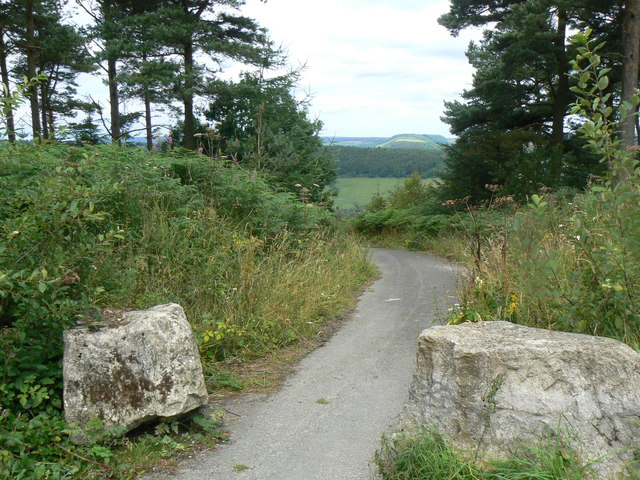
439;0;623;199
206;69;336;203
6;0;94;139
146;0;273;150
115;7;180;149
0;3;17;142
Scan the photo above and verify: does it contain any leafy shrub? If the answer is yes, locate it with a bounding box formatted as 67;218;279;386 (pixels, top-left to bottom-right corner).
0;141;370;478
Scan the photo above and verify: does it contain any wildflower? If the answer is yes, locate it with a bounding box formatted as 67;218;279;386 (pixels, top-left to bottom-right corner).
505;294;519;315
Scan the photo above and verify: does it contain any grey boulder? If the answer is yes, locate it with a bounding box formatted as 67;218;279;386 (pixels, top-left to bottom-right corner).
407;321;640;479
63;303;208;442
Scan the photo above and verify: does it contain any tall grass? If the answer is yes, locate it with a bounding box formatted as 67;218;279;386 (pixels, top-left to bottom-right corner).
443;184;640;347
92;220;374;363
376;427;593;480
0;142;375;479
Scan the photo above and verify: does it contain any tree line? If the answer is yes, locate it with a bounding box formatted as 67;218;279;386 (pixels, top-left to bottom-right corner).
0;0;336;202
439;0;640;202
329;145;444;178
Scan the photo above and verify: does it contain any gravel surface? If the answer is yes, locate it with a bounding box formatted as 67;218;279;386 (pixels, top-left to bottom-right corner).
142;248;458;480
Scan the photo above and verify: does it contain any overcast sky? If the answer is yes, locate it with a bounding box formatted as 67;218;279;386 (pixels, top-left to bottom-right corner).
238;0;482;138
20;0;482;140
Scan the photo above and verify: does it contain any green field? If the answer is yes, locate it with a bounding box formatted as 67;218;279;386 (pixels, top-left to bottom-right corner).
334;177;402;210
333;177;407;210
334;177;438;210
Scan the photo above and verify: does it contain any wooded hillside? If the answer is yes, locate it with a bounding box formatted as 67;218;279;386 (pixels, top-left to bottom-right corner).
330;145;444;178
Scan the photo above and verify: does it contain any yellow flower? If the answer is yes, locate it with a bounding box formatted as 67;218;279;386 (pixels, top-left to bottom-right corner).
506;294;519;315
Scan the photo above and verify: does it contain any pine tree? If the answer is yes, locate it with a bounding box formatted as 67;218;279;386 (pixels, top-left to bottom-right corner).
148;0;273;149
439;0;623;198
206;68;336;202
0;3;17;142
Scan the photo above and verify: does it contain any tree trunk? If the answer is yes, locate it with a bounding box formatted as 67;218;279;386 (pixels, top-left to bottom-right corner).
183;40;195;150
108;57;121;142
550;8;568;181
47;105;54;138
40;83;49;139
25;0;41;141
145;92;153;150
621;0;640;148
0;29;16;143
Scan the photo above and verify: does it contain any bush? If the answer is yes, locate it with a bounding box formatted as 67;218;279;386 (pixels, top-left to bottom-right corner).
0;142;371;478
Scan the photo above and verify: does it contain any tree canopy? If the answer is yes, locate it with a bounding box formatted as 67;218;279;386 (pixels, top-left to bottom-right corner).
438;0;634;202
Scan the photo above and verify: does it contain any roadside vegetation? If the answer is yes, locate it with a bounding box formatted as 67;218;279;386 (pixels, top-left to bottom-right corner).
376;427;591;480
0;140;374;479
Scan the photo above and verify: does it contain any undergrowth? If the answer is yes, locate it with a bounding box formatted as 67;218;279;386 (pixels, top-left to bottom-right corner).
376;427;593;480
0;142;373;478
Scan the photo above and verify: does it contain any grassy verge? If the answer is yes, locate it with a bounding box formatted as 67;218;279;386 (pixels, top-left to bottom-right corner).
0;143;376;479
376;427;593;480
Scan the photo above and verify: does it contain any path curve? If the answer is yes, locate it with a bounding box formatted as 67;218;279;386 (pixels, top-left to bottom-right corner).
143;248;458;480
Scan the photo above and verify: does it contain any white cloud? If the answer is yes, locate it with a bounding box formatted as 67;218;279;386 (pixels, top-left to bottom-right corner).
41;0;479;139
241;0;482;137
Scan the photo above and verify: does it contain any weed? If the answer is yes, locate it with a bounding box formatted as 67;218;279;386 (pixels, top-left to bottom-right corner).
0;143;375;479
376;427;594;480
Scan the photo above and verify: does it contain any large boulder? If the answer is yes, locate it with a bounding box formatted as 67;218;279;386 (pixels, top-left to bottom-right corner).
406;321;640;479
63;303;208;442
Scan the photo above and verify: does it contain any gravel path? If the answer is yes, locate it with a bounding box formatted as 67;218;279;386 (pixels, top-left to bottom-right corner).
143;248;458;480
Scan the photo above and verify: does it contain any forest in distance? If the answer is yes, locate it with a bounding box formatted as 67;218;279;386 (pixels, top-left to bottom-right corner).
330;144;445;178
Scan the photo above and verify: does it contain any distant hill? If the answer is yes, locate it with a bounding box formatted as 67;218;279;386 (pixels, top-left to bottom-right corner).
373;134;445;151
324;134;451;149
324;137;387;147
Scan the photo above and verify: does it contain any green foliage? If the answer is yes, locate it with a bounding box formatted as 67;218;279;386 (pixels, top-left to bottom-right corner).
330;145;444;178
206;69;336;203
569;29;640;178
0;141;373;479
376;427;593;480
438;1;617;203
350;174;516;252
351;174;440;237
